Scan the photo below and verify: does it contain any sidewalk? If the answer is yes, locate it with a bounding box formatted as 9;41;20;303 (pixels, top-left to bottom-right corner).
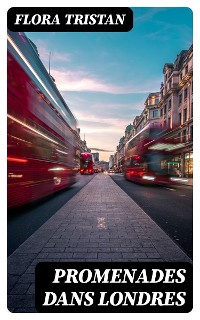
7;173;192;312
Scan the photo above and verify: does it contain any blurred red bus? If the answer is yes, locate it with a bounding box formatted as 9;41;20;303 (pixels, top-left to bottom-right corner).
124;124;187;185
7;31;79;208
80;153;94;174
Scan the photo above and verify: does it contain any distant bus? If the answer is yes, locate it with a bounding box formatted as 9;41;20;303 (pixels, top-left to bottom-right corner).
7;31;79;208
80;153;94;174
124;124;187;185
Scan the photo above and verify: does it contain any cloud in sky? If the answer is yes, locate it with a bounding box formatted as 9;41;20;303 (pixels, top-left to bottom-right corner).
51;67;160;94
74;115;130;133
61;93;144;157
35;40;71;64
134;7;166;23
62;91;146;119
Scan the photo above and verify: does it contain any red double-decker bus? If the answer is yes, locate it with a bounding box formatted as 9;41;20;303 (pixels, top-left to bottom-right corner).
7;31;79;208
124;124;187;185
80;153;94;174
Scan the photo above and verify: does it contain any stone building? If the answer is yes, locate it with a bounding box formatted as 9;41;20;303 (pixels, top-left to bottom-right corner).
112;44;193;178
109;155;114;169
133;92;161;134
158;45;193;177
113;124;134;172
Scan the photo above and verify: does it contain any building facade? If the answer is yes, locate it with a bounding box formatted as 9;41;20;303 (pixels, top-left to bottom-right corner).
132;92;161;134
113;124;134;172
159;45;193;177
112;44;193;178
109;155;114;169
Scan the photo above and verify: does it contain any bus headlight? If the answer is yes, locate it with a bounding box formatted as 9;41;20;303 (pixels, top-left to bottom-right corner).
170;177;188;183
142;175;155;181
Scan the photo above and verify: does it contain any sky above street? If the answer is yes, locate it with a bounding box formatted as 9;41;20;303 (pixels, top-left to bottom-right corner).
26;7;193;161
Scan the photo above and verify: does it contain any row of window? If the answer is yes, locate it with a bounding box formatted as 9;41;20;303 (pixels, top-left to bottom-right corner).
178;87;191;104
179;109;188;123
142;104;192;127
165;66;191;83
161;66;192;98
161;80;193;105
152;104;193;126
180;64;189;80
165;63;190;82
179;126;193;143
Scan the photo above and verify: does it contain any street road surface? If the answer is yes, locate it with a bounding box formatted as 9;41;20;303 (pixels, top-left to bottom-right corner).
110;173;193;259
7;173;95;256
8;172;193;259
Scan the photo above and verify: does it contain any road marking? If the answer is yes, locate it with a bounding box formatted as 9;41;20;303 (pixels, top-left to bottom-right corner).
165;187;176;191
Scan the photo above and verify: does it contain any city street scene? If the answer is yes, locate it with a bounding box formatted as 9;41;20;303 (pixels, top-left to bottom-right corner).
7;7;193;313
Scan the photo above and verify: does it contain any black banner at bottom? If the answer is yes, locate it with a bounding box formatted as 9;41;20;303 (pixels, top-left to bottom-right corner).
35;262;192;313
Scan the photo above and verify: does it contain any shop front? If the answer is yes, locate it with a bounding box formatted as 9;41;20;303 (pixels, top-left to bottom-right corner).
184;151;193;178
